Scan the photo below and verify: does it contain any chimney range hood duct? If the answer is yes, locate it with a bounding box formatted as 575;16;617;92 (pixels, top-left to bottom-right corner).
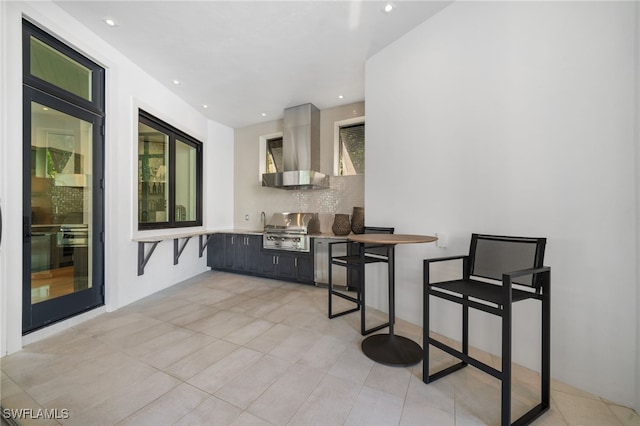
262;103;330;190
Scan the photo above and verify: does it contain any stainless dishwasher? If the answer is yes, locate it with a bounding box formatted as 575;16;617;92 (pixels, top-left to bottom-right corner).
314;238;348;287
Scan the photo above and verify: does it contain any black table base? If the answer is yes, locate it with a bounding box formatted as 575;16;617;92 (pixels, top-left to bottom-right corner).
361;334;422;367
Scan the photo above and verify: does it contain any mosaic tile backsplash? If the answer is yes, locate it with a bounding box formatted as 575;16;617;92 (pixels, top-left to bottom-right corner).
31;178;86;224
291;175;364;232
235;174;364;233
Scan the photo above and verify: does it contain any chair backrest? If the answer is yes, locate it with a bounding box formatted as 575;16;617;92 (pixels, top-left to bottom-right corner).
468;234;546;288
364;226;394;257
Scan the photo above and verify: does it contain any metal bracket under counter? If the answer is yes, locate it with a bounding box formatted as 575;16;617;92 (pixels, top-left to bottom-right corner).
134;231;217;276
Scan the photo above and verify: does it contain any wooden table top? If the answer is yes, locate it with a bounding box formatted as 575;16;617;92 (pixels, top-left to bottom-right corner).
347;234;438;245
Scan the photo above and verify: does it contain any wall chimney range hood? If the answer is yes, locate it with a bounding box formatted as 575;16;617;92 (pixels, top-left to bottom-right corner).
262;103;330;190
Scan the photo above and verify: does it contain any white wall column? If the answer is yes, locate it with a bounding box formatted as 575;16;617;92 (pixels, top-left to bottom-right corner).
1;1;27;355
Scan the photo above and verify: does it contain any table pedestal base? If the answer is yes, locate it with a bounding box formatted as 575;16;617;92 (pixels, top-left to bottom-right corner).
361;334;422;367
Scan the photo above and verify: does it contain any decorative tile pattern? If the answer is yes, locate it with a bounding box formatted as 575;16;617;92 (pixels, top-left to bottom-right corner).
257;175;364;233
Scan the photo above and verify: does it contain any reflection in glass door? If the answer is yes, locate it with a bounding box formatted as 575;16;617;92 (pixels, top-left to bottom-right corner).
23;20;104;333
29;102;93;304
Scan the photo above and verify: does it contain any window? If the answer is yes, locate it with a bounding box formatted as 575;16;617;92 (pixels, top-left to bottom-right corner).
265;136;283;173
23;20;103;115
30;37;92;101
138;111;202;229
336;120;365;176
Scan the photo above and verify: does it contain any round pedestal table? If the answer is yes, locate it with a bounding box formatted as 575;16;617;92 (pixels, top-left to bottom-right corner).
347;233;438;367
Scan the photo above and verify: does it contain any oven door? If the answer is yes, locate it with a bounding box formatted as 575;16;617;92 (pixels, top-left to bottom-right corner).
263;233;310;252
57;224;89;247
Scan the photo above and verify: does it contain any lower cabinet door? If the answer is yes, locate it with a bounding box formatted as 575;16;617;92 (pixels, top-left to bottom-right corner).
209;234;225;269
223;234;236;269
275;254;296;279
259;252;295;280
295;255;314;283
246;235;262;273
232;235;247;271
261;253;277;276
255;248;315;284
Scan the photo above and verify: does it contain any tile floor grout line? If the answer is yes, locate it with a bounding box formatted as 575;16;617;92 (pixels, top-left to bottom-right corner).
2;271;638;426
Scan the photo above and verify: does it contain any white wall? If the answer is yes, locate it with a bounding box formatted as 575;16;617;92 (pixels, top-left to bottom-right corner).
366;1;638;410
0;0;234;354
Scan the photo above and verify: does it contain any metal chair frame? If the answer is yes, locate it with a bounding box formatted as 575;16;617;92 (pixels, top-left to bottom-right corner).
423;233;551;426
327;226;394;335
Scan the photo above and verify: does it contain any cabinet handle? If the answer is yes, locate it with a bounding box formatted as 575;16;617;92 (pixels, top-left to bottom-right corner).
295;258;298;267
272;256;275;265
231;236;235;245
276;256;279;265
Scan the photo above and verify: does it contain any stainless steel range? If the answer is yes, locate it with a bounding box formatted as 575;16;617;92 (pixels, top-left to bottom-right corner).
263;212;318;252
57;224;89;247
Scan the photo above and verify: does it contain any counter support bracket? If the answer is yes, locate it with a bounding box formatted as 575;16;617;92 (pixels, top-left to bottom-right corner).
174;237;192;265
199;234;215;257
138;240;161;276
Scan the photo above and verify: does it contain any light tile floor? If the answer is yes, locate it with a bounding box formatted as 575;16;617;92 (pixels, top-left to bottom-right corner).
2;271;639;426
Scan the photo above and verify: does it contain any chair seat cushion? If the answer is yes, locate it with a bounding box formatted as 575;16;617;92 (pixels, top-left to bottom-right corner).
429;279;536;305
332;254;388;265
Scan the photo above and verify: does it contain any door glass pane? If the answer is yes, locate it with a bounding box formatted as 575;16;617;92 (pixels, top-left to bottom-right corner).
30;36;92;102
175;139;196;222
138;123;169;224
30;102;93;304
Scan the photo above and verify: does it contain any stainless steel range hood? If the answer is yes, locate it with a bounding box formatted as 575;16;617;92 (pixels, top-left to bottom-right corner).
262;103;330;190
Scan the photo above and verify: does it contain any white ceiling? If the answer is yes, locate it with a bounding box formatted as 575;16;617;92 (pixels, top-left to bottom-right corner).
53;1;452;128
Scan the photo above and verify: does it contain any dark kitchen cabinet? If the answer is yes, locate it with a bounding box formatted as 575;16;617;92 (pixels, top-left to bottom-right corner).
208;233;260;272
232;234;261;273
261;251;313;284
209;232;314;285
295;254;314;283
223;234;235;269
207;233;225;269
261;252;291;278
278;255;297;280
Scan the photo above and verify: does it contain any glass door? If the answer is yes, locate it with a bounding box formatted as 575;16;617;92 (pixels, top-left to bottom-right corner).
22;21;104;333
23;92;104;332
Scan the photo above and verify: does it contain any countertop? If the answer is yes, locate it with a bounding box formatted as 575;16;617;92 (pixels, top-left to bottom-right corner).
224;229;350;239
133;229;354;242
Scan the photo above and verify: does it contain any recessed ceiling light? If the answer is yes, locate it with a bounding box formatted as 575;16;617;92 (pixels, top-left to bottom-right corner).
338;95;344;99
103;18;117;27
261;113;267;117
42;107;49;111
383;2;396;13
172;80;180;85
203;104;208;109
